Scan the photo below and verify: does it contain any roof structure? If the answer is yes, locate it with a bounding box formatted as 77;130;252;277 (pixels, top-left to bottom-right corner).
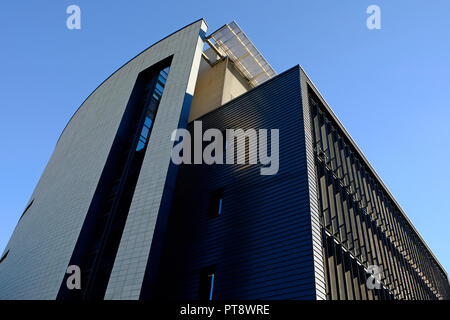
208;21;276;87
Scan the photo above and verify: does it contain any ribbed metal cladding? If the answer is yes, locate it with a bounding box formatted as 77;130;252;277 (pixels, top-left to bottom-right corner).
299;68;327;300
152;66;319;299
306;85;450;300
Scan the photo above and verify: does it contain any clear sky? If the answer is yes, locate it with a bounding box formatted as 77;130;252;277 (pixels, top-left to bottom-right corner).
1;1;449;274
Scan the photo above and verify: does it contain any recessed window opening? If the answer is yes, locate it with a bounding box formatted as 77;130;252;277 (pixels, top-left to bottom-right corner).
199;266;216;300
222;130;228;151
136;66;170;152
208;188;224;218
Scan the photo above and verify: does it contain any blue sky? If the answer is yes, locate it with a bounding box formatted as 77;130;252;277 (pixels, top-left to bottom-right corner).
1;1;449;274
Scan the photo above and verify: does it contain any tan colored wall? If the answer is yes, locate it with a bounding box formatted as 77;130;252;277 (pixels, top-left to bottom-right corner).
189;56;251;122
222;60;251;103
188;57;227;122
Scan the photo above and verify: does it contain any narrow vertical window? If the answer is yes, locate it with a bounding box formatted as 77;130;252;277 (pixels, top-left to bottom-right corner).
221;130;228;164
136;66;170;152
222;130;228;151
199;266;216;300
208;188;224;218
208;273;215;300
58;60;172;300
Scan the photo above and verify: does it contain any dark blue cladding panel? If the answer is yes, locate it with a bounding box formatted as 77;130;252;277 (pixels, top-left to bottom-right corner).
154;66;317;300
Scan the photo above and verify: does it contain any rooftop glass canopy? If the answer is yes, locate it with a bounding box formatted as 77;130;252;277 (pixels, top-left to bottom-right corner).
208;21;276;87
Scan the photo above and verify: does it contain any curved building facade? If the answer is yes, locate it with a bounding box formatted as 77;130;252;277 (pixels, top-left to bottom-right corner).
0;19;448;300
0;19;207;299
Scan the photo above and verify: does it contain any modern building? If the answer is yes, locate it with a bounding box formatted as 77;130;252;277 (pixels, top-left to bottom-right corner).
0;19;448;300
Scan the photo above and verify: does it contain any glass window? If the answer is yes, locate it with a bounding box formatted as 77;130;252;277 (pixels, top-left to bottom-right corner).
209;188;224;218
135;67;170;152
199;266;216;300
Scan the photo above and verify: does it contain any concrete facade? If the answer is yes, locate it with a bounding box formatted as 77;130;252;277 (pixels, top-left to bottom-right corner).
189;55;251;122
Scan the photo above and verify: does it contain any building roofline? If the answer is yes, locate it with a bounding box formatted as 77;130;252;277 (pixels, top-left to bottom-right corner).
50;15;447;277
207;21;277;87
56;18;207;145
299;65;448;277
187;65;300;124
